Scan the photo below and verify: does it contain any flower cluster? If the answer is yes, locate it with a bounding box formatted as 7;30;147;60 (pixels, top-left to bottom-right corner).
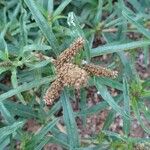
44;37;118;105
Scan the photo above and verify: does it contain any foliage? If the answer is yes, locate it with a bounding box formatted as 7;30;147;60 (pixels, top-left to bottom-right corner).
0;0;150;149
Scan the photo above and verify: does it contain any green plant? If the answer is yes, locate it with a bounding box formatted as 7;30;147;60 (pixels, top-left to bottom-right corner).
0;0;150;149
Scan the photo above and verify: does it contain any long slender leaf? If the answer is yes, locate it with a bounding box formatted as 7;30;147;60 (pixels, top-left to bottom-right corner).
53;0;72;17
131;98;150;134
0;121;24;143
91;40;150;57
123;76;131;135
24;0;59;54
122;8;150;39
95;79;129;120
60;89;80;149
0;102;15;124
0;76;54;102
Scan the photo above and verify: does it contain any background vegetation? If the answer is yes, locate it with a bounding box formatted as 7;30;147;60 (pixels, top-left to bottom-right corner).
0;0;150;149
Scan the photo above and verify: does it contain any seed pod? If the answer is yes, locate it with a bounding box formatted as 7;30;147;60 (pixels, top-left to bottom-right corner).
83;63;118;78
0;61;13;67
58;63;89;89
44;79;63;105
54;37;84;70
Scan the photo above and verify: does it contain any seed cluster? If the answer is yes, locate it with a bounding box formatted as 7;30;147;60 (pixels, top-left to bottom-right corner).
44;63;89;105
54;37;84;70
44;79;63;105
44;37;118;105
83;63;118;78
0;61;13;67
58;63;89;89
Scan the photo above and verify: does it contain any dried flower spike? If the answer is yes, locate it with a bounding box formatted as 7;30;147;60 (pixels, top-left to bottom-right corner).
44;79;63;105
58;63;89;89
54;37;84;69
0;61;13;67
83;63;118;78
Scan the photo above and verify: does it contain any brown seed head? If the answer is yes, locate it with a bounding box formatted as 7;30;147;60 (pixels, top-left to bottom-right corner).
54;37;84;70
0;61;13;67
58;63;89;89
44;79;64;105
83;63;118;78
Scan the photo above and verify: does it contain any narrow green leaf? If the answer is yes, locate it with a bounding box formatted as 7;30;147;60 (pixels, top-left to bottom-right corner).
0;121;24;143
0;102;15;124
19;7;28;50
23;44;51;52
102;95;123;130
95;79;129;120
24;0;59;54
131;98;150;134
47;0;53;15
91;40;150;57
0;137;10;150
77;101;108;116
33;118;58;144
122;8;150;39
53;0;72;17
3;101;37;119
11;69;26;104
143;46;149;67
0;76;54;102
102;110;116;130
93;0;103;25
26;60;50;71
117;51;134;79
60;89;80;149
123;76;131;135
47;101;61;119
35;135;69;150
96;77;123;91
0;51;7;60
102;130;127;141
0;68;9;75
79;88;87;127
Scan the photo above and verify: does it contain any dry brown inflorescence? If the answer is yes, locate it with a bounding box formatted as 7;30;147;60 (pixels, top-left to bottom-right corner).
44;37;118;105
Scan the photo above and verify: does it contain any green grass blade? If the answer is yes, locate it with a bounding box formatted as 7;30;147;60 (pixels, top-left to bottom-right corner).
91;40;150;57
0;137;10;150
0;51;7;60
102;95;123;130
93;0;103;25
95;79;129;120
77;101;108;116
0;76;54;102
34;118;58;143
60;88;80;149
0;121;24;143
46;101;61;119
122;8;150;39
117;51;134;79
143;46;149;67
3;101;37;119
123;76;131;135
96;77;123;91
79;88;87;127
131;98;150;134
0;102;15;124
47;0;53;15
11;69;26;104
35;136;69;150
24;0;59;54
53;0;72;17
23;44;51;52
102;130;127;141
